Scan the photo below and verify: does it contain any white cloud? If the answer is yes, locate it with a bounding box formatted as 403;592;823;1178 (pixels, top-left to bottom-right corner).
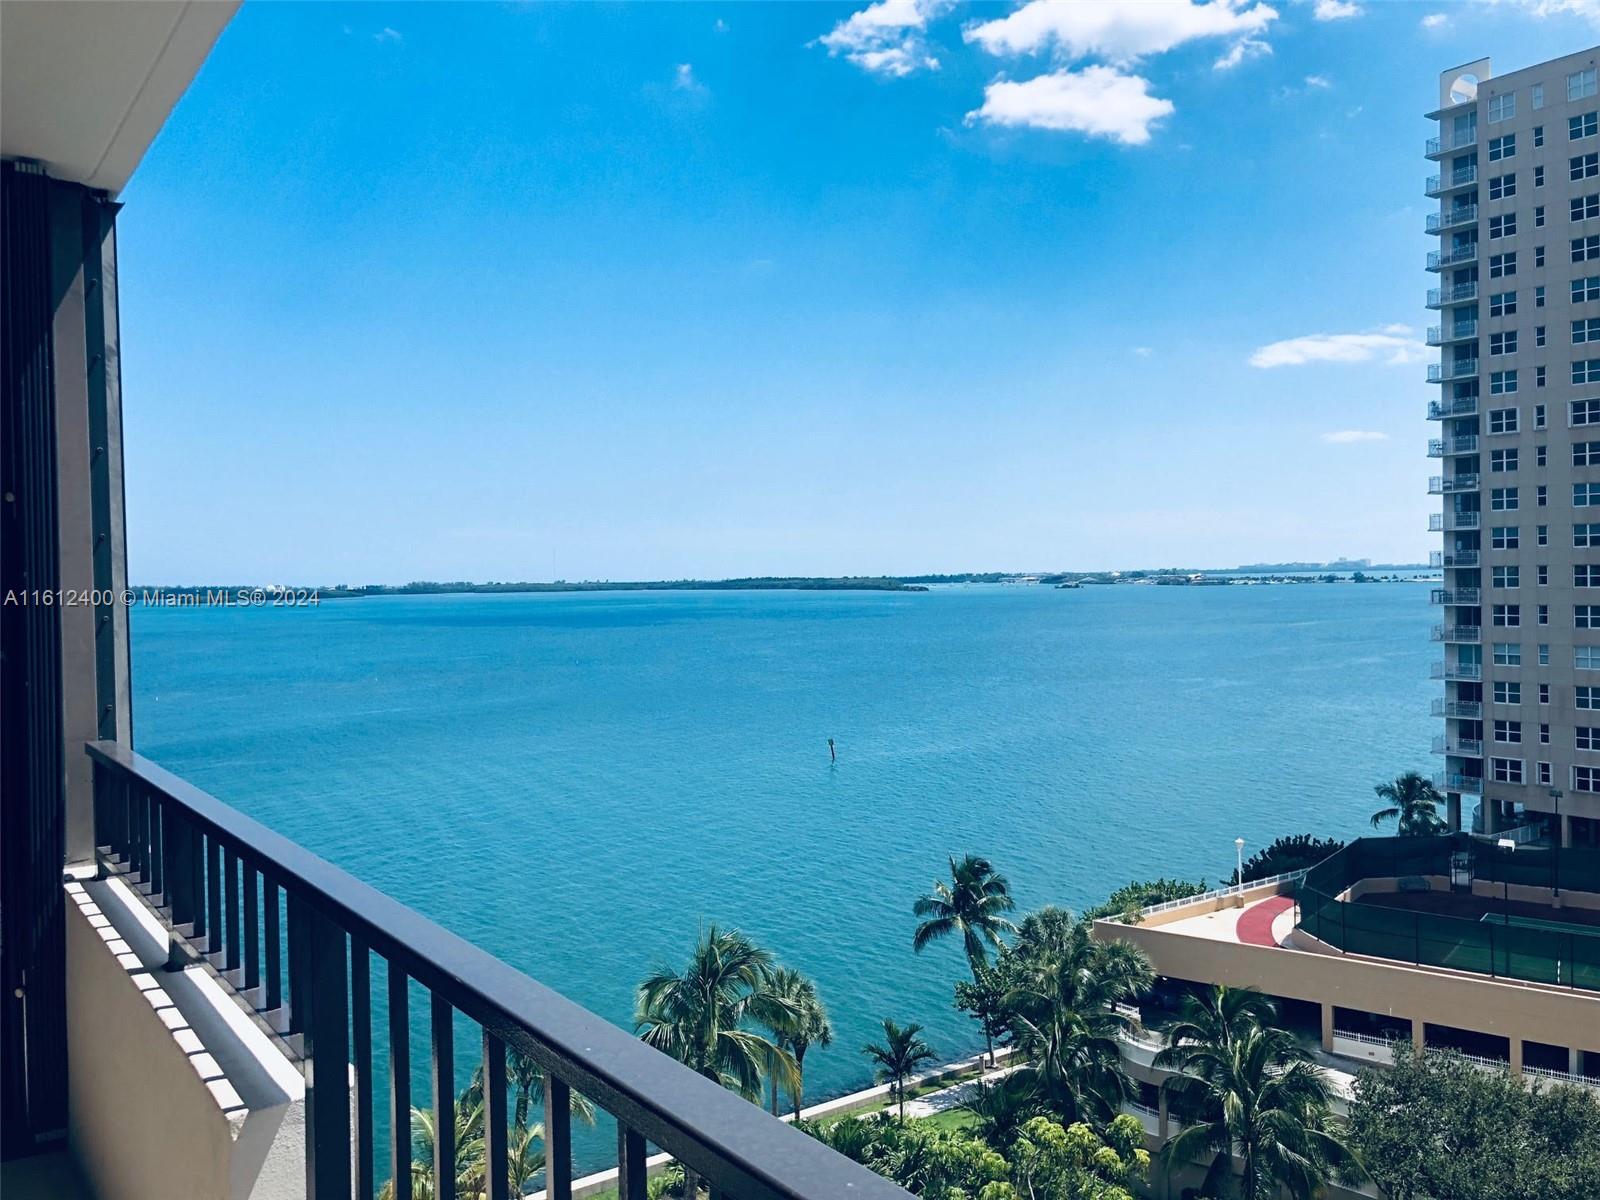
1321;430;1389;444
966;65;1175;144
1304;74;1332;89
374;27;402;43
1214;37;1272;70
1420;12;1449;27
714;18;729;33
673;63;705;93
818;0;946;77
1134;346;1154;357
1313;0;1362;20
965;0;1278;64
1491;0;1600;20
1249;329;1426;368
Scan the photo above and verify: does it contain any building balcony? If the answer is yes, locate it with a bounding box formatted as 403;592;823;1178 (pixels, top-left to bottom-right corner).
1427;281;1479;308
1427;319;1479;345
1427;395;1478;419
1427;243;1479;271
71;744;910;1200
1425;164;1478;196
1431;661;1482;681
1426;129;1478;158
1431;624;1481;643
1432;699;1483;718
1442;550;1480;568
1430;511;1480;531
1427;204;1479;234
1428;434;1479;457
1428;473;1479;494
1433;735;1485;756
1428;358;1480;383
1435;772;1485;794
1431;588;1481;605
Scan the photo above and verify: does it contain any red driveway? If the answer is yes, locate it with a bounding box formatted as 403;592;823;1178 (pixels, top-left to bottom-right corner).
1236;895;1295;946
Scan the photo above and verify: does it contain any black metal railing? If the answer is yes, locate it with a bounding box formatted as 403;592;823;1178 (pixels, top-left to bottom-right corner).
87;741;909;1200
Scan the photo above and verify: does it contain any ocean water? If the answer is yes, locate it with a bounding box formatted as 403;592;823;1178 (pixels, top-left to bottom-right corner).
131;582;1434;1138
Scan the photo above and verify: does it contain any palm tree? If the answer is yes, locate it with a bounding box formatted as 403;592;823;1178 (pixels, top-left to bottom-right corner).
1000;910;1152;1126
912;854;1017;1064
863;1019;937;1119
636;927;801;1200
1370;771;1447;836
378;1094;486;1200
503;1046;596;1132
957;1074;1037;1151
1157;987;1363;1200
759;967;834;1118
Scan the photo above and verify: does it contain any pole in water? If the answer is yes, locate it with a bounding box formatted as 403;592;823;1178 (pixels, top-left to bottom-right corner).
828;738;836;763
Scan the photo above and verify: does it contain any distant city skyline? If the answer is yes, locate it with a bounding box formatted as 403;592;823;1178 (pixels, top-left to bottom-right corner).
117;2;1591;584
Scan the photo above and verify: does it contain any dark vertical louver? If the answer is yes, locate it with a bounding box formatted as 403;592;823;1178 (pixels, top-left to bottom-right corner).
0;159;69;1157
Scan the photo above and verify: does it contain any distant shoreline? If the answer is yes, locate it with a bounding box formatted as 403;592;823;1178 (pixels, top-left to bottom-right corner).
131;565;1435;605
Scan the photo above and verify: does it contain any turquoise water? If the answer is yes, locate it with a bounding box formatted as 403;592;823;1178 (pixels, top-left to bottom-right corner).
131;583;1433;1120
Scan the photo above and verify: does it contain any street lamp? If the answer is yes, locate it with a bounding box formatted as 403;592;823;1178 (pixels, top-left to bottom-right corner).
1235;837;1246;894
1497;837;1516;924
1549;787;1564;897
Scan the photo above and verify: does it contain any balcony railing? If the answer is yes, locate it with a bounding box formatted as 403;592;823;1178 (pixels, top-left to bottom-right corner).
1426;204;1479;234
1432;735;1485;756
1430;624;1481;643
1428;434;1479;457
1431;661;1482;681
85;742;910;1200
1427;243;1478;271
1428;473;1479;494
1427;281;1479;308
1427;395;1478;419
1429;511;1480;531
1425;129;1477;157
1426;320;1479;345
1442;550;1480;568
1430;588;1481;605
1431;699;1483;719
1436;772;1485;794
1428;358;1480;383
1425;164;1478;196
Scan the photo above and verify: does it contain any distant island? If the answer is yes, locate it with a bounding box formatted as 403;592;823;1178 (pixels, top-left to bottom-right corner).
133;561;1434;605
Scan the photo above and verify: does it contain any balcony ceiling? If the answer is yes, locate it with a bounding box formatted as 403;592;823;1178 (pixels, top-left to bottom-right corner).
0;0;236;195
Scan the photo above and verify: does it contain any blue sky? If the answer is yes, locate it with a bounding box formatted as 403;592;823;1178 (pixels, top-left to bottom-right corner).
119;1;1592;583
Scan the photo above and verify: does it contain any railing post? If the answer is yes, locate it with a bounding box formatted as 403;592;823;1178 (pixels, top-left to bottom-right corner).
352;940;374;1200
388;964;412;1200
432;994;456;1200
544;1075;573;1200
166;812;194;929
303;906;352;1200
264;876;282;1013
617;1123;647;1200
483;1031;508;1200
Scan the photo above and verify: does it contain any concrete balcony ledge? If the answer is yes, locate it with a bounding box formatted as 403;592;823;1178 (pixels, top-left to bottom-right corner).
61;874;307;1200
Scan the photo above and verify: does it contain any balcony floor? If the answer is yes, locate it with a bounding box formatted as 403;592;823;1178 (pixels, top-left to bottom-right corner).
0;1151;94;1200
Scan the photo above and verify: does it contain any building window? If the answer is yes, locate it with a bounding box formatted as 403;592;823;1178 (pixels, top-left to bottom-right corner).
1488;406;1517;431
1580;646;1600;670
1493;718;1522;742
1537;366;1547;387
1492;525;1519;549
1576;359;1600;385
1580;726;1600;750
1578;765;1600;791
1578;564;1600;587
1490;213;1518;240
1540;563;1550;585
1539;205;1548;228
1537;404;1548;429
1540;761;1554;785
1490;757;1524;784
1577;482;1600;506
1488;93;1516;123
1493;565;1520;587
1540;603;1550;624
1579;603;1600;627
1489;134;1517;161
1492;603;1520;626
1489;290;1516;316
1488;173;1516;201
1571;397;1600;426
1572;68;1599;101
1538;484;1549;508
1491;447;1518;471
1537;126;1547;149
1540;646;1551;667
1575;235;1600;263
1496;681;1523;704
1580;318;1600;346
1491;486;1518;510
1491;251;1517;278
1575;153;1600;181
1490;331;1518;355
1538;245;1547;268
1579;524;1600;548
1575;195;1600;222
1541;682;1551;704
1534;83;1546;109
1573;111;1599;140
1578;441;1600;467
1538;445;1549;467
1537;165;1547;187
1538;522;1547;546
1576;276;1600;303
1493;643;1522;667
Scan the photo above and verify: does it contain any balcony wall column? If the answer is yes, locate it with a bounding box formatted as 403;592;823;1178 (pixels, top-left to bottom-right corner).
1319;1003;1334;1052
1448;794;1462;832
1412;1017;1427;1057
1509;1038;1523;1077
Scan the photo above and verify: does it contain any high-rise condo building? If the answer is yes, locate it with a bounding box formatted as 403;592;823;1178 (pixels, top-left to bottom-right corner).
1430;48;1600;851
